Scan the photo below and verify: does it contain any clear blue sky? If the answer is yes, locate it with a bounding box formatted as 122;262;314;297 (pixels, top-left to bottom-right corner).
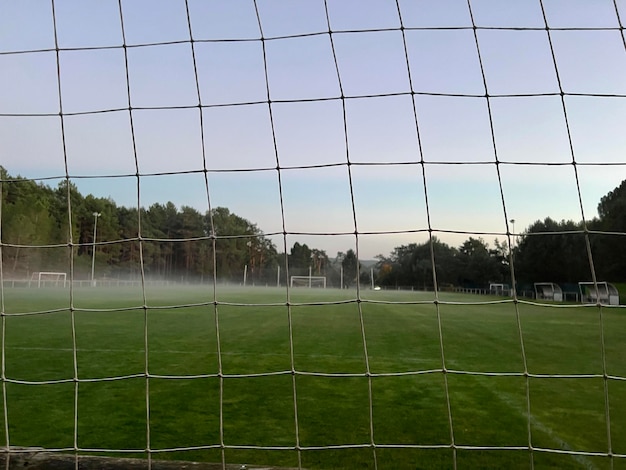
1;0;625;259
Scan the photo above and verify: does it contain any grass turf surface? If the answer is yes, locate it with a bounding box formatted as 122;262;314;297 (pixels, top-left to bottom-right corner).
1;286;625;469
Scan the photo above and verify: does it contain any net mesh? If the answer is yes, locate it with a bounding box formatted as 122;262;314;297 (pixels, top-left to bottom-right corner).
1;0;626;468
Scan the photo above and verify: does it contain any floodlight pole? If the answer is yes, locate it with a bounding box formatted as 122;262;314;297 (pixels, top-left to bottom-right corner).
510;219;516;250
245;240;252;286
340;265;343;290
91;212;101;287
509;218;516;298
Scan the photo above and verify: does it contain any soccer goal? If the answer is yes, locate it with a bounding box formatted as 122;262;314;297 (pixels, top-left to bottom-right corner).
290;275;327;289
534;282;563;302
489;283;510;296
29;272;67;288
578;281;619;306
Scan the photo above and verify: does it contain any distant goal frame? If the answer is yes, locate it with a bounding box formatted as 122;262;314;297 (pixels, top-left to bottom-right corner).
489;283;511;296
29;272;67;288
290;275;327;289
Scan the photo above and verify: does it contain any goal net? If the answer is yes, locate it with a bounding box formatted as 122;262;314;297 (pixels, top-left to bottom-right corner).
1;1;625;469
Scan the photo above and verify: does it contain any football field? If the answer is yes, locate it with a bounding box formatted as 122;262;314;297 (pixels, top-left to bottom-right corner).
2;286;626;469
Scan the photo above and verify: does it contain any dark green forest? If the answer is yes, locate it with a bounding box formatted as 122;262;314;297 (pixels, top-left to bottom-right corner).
376;180;626;290
0;167;346;285
2;166;626;289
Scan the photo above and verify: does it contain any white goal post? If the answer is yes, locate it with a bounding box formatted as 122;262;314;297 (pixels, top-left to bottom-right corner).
290;275;327;289
29;272;67;288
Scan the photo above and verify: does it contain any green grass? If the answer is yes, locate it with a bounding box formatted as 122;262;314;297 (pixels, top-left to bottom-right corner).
1;286;626;469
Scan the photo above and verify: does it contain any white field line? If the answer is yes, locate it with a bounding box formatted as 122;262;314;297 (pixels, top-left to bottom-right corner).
487;382;598;470
7;346;281;356
5;346;435;364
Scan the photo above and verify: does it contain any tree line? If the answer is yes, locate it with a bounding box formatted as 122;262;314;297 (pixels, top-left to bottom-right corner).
375;180;626;290
2;166;625;289
0;167;361;285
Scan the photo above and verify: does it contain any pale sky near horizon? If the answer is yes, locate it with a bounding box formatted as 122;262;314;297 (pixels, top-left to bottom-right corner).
1;0;626;259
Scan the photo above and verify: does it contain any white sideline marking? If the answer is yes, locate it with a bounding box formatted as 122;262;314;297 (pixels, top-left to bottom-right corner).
487;383;598;470
6;346;362;360
7;346;283;355
6;346;433;363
